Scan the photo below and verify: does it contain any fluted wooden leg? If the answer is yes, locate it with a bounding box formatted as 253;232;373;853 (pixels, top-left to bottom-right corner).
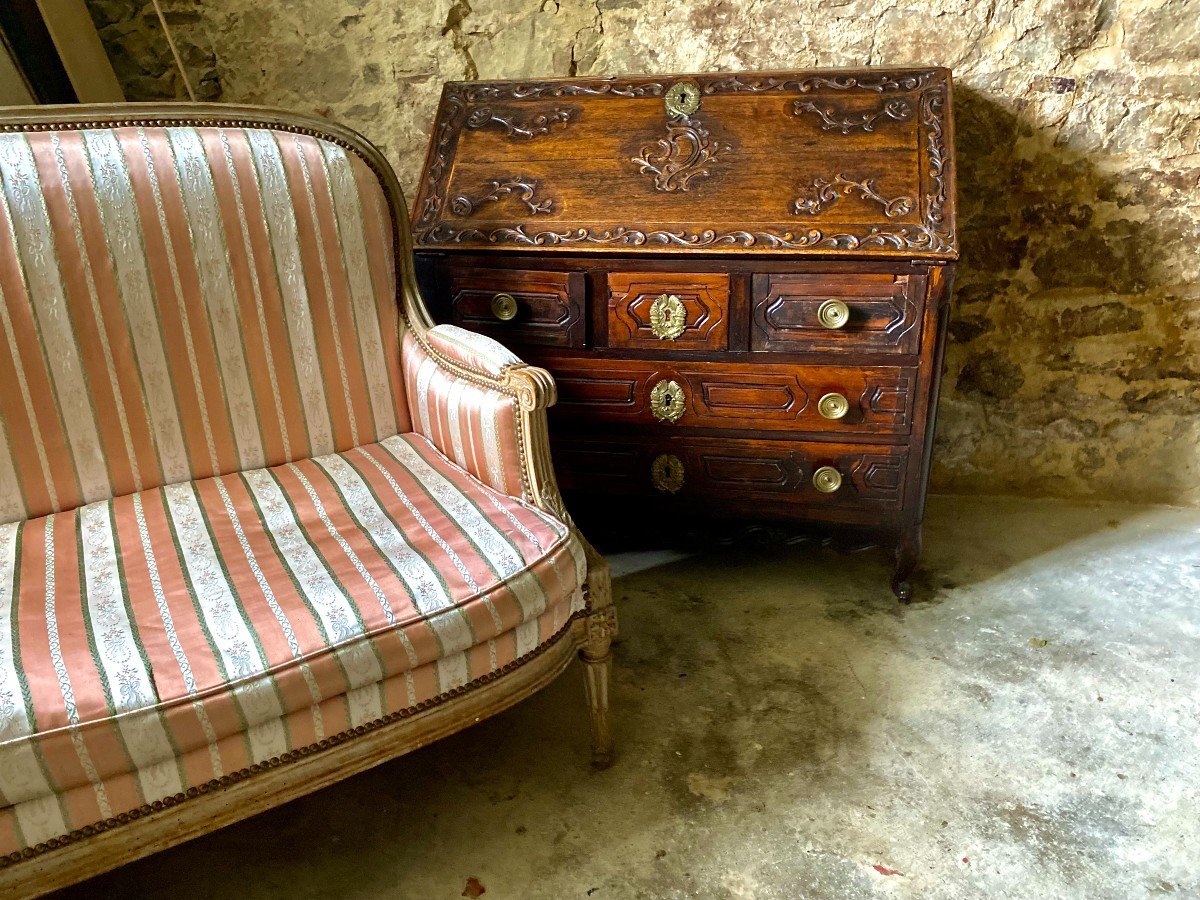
580;607;616;768
578;539;615;768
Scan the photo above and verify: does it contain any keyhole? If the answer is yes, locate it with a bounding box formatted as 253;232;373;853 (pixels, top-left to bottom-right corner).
665;392;674;405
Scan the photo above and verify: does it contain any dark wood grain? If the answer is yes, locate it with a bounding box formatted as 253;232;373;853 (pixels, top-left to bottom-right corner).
607;271;729;351
411;69;956;257
446;265;586;347
751;272;924;354
536;354;917;436
413;67;959;600
551;433;910;519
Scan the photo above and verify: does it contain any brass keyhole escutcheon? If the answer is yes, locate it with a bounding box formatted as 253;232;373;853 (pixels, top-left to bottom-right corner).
817;299;850;330
665;80;701;118
650;379;686;423
812;466;843;494
651;453;685;493
649;293;686;340
491;292;518;321
818;392;850;420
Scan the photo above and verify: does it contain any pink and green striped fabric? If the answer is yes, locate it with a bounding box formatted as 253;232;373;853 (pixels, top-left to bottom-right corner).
403;329;528;499
0;120;584;861
0;433;584;855
0;125;408;526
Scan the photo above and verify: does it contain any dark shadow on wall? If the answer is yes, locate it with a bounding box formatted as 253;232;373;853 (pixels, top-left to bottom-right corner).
934;84;1197;502
85;1;221;101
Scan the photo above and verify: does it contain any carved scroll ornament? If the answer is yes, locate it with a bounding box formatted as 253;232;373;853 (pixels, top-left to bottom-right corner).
465;106;577;140
415;73;955;254
631;116;732;193
451;177;553;216
793;174;915;219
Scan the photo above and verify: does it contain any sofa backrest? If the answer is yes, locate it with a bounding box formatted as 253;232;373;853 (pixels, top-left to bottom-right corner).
0;116;411;524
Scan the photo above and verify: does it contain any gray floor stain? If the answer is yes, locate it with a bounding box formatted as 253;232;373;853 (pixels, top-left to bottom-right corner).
61;495;1200;899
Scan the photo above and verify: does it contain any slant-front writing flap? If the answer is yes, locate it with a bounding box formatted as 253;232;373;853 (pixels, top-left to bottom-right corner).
412;68;956;258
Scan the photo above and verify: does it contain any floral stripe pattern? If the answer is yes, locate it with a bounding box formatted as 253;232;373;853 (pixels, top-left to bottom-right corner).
0;434;582;855
0;127;407;525
403;331;524;500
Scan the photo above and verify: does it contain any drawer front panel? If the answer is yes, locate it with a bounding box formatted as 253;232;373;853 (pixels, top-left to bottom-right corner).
553;435;909;515
447;266;586;348
607;272;729;351
751;273;922;354
541;356;917;436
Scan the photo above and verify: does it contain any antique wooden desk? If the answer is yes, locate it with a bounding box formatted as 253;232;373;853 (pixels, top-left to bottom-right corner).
412;68;957;600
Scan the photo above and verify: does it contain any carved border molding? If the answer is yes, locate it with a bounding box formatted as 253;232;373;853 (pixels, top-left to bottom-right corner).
414;72;955;255
462;82;665;102
793;174;915;219
702;71;938;94
419;223;949;251
465;105;577;140
451;177;553;216
794;97;913;134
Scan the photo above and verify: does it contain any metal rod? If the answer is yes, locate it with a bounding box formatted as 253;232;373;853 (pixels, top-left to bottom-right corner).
150;0;197;102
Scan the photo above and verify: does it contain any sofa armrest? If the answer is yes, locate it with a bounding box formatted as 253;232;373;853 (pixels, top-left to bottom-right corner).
402;329;565;516
424;324;523;378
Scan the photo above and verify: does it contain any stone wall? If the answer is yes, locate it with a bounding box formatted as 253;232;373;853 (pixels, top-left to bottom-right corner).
86;0;1200;505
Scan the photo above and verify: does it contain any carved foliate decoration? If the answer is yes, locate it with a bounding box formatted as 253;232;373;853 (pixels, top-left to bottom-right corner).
583;606;618;646
421;222;941;251
921;84;951;247
451;177;553;216
465;106;577;140
664;80;702;117
463;81;665;102
704;71;939;95
649;293;687;339
632;115;732;192
413;71;956;256
651;453;685;494
793;174;915;218
793;98;913;134
650;379;686;423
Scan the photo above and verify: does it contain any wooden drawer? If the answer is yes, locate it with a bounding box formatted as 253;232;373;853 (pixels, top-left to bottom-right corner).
607;272;729;351
541;355;917;436
553;435;909;517
447;266;586;348
751;273;923;355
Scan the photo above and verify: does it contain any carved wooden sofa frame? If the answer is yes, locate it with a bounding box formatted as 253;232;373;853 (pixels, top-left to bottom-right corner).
0;104;614;897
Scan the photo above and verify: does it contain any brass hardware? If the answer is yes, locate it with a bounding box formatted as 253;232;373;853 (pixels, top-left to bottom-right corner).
491;292;518;321
664;80;701;117
817;392;850;420
649;293;687;340
651;453;685;493
812;466;843;493
650;379;685;423
817;299;850;329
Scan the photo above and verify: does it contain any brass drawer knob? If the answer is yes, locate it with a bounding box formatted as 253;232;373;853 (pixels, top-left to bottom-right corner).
817;392;850;420
491;292;518;321
650;379;685;423
817;299;850;330
651;453;684;493
649;293;687;340
812;466;843;493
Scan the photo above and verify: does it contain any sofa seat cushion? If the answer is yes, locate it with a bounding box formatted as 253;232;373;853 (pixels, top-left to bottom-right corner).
0;433;584;844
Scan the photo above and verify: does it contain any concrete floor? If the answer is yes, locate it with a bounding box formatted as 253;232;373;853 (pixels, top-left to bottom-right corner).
63;495;1199;899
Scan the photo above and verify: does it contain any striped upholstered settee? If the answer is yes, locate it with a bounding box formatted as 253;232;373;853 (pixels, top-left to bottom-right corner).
0;104;614;895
